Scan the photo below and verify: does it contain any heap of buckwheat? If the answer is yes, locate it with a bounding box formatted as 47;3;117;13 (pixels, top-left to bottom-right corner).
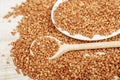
4;0;120;79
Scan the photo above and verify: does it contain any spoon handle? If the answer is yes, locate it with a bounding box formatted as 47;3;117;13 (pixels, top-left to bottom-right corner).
67;41;120;51
50;41;120;60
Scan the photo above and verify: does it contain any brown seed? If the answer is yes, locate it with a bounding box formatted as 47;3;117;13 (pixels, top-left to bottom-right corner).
1;54;5;57
8;20;11;23
6;61;10;64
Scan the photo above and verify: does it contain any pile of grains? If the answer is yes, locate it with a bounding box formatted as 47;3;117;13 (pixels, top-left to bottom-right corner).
53;0;120;38
30;36;59;58
5;0;120;79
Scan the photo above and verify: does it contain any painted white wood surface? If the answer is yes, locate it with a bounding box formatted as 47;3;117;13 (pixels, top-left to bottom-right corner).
0;0;30;80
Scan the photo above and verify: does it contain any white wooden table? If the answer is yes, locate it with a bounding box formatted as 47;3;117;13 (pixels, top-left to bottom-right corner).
0;0;30;79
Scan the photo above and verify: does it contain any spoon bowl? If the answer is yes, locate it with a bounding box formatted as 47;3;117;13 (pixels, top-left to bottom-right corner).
30;36;62;56
51;0;120;41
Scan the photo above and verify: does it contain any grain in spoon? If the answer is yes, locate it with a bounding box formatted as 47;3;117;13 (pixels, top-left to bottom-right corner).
51;0;120;41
